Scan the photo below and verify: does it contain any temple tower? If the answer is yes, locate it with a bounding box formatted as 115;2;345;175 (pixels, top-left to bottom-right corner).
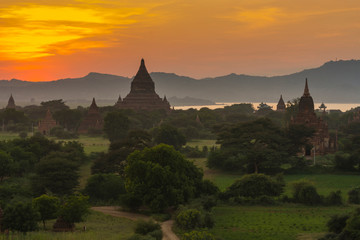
78;98;104;134
292;79;336;156
115;59;171;111
6;94;16;109
276;95;286;111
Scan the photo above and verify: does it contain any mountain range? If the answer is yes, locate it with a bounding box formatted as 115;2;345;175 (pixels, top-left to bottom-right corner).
0;59;360;106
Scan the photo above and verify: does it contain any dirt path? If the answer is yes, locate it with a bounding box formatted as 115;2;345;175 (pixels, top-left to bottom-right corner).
91;206;180;240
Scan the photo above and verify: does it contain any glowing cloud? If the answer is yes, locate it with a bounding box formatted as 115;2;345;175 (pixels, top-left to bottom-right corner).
0;4;148;60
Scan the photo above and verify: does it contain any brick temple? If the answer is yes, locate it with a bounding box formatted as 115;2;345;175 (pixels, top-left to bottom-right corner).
115;59;171;111
38;109;57;135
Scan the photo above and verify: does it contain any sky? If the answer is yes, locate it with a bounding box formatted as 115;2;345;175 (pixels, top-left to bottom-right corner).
0;0;360;82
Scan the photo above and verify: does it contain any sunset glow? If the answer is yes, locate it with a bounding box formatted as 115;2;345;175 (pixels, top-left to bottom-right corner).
0;0;360;81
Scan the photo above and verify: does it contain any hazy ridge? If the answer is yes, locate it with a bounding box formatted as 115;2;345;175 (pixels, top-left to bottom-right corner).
0;60;359;104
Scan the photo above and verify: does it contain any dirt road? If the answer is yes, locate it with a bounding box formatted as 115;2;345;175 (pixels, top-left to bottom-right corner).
91;206;179;240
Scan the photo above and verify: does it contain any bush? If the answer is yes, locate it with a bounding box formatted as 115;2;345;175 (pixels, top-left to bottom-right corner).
201;196;217;211
182;230;216;240
325;191;343;206
19;131;28;139
291;180;323;205
134;220;161;235
176;209;202;230
224;174;284;199
200;180;219;196
2;201;40;233
327;214;350;234
348;187;360;204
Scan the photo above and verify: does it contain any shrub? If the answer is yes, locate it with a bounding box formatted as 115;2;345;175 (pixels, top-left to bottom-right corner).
200;180;219;196
2;201;40;233
176;209;202;230
291;180;323;205
327;214;350;234
325;191;343;206
134;220;161;235
182;230;216;240
224;174;284;199
348;187;360;204
201;196;217;211
19;131;28;139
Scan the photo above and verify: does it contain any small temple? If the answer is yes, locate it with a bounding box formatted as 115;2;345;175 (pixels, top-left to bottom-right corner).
291;79;336;156
276;95;286;111
78;98;104;134
38;109;57;135
115;59;171;111
6;94;16;109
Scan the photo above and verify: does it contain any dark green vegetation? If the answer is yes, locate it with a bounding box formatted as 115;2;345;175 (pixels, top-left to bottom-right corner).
2;99;360;240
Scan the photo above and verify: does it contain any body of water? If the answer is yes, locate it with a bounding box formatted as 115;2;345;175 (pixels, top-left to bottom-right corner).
174;102;360;112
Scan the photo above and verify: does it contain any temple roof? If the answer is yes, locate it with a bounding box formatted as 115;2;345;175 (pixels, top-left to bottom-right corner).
299;79;314;113
130;59;155;93
6;94;16;109
303;78;310;97
277;95;285;106
88;98;99;114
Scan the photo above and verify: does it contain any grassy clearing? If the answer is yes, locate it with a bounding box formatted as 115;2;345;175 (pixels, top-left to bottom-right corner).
56;135;110;155
211;204;354;240
0;132;21;141
186;139;218;149
0;210;135;240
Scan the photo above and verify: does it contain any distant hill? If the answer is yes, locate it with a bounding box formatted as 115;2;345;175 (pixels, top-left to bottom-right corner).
1;60;360;105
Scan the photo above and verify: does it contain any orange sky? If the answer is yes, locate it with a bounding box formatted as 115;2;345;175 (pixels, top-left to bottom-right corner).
0;0;360;81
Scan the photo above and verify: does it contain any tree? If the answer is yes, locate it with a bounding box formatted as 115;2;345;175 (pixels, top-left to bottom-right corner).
40;99;69;112
153;124;186;150
209;118;294;173
103;111;130;142
2;201;40;233
92;130;152;175
125;144;203;211
57;194;90;224
32;155;79;196
84;174;126;202
0;151;13;182
224;174;285;199
33;194;60;229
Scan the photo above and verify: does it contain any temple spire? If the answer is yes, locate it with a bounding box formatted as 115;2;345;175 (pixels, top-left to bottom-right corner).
303;78;310;97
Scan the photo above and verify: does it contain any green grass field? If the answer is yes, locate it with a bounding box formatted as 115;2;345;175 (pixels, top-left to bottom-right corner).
210;205;354;240
1;211;135;240
186;139;218;149
54;135;110;155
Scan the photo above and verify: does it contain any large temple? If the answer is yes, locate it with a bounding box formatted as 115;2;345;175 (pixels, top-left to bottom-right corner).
291;79;337;156
78;98;104;134
115;59;171;111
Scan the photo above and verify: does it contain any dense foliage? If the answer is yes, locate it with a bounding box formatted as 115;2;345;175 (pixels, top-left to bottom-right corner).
125;144;203;211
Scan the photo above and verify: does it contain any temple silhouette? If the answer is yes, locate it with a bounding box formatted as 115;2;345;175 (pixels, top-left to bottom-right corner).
115;59;171;111
78;98;104;134
291;79;337;156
